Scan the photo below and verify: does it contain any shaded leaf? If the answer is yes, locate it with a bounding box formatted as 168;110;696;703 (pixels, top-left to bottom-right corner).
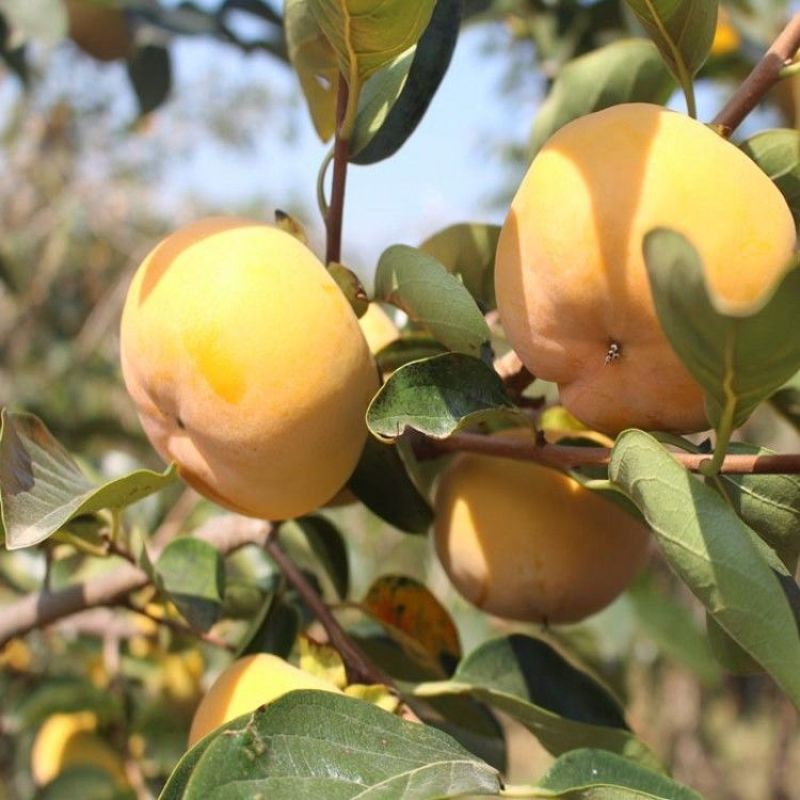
285;0;338;141
236;593;302;660
280;515;350;600
643;228;800;430
536;748;701;799
169;690;501;798
375;244;490;356
531;39;674;155
375;336;449;374
628;576;721;686
740;128;800;226
609;430;800;706
419;223;501;310
415;635;660;769
0;410;176;550
127;42;172;117
367;353;526;440
347;433;433;534
363;575;461;674
350;0;461;164
706;614;763;675
155;538;225;632
718;442;800;571
771;371;800;431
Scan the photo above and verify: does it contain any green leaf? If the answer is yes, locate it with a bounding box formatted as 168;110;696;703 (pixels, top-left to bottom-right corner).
375;336;449;374
350;0;461;164
236;593;302;660
624;0;717;112
328;262;369;317
280;515;350;600
771;371;800;431
0;410;176;550
285;0;339;141
718;442;800;572
35;767;136;800
127;42;172;117
628;576;721;686
609;429;800;706
415;635;661;769
367;353;526;440
17;676;123;727
1;0;68;45
706;614;764;675
374;244;490;356
347;434;433;534
530;39;675;155
535;748;701;799
419;223;501;310
740;128;800;226
309;0;437;85
349;48;415;157
168;690;502;798
155;538;226;632
643;228;800;430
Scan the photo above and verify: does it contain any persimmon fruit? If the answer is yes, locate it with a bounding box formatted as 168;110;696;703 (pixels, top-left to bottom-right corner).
495;103;795;434
120;217;379;520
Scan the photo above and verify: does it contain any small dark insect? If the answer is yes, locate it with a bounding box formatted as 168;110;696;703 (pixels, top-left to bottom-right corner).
605;341;622;365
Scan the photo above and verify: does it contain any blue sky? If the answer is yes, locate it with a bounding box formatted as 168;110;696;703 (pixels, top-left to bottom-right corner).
167;18;534;282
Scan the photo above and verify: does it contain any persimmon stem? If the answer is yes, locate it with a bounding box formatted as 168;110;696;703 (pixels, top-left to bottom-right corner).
325;73;351;265
712;12;800;135
264;527;393;687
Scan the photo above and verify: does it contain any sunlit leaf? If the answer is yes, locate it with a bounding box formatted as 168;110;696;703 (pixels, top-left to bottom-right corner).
367;353;526;440
610;430;800;706
0;410;176;550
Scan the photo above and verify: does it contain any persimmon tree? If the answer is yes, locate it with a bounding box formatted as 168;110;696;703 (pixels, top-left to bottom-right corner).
2;1;800;799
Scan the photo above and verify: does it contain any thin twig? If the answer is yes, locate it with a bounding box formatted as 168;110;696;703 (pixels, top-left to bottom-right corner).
713;13;800;135
421;431;800;474
325;73;350;265
264;527;393;686
0;515;269;648
121;602;234;652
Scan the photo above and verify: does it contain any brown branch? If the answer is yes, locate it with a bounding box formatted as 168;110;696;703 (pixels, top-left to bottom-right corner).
121;602;235;652
325;74;350;265
422;431;800;474
713;13;800;135
264;527;393;687
0;515;269;649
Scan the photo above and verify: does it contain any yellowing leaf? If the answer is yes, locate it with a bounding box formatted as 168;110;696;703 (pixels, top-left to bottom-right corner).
363;575;461;673
285;0;339;141
298;636;347;689
344;683;400;713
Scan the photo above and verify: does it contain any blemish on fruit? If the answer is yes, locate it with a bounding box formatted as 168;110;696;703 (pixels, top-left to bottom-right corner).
604;341;622;365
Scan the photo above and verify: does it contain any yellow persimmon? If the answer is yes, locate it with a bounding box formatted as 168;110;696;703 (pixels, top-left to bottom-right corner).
433;431;651;624
120;218;379;520
495;103;795;434
188;653;340;746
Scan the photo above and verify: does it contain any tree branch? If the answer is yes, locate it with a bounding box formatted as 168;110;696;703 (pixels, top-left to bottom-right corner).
713;13;800;135
0;516;269;649
264;527;394;687
422;430;800;474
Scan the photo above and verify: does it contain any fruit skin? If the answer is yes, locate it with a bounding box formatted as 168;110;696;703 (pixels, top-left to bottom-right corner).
65;0;131;62
120;217;379;521
31;712;128;787
433;431;651;624
188;653;340;746
495;103;796;434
